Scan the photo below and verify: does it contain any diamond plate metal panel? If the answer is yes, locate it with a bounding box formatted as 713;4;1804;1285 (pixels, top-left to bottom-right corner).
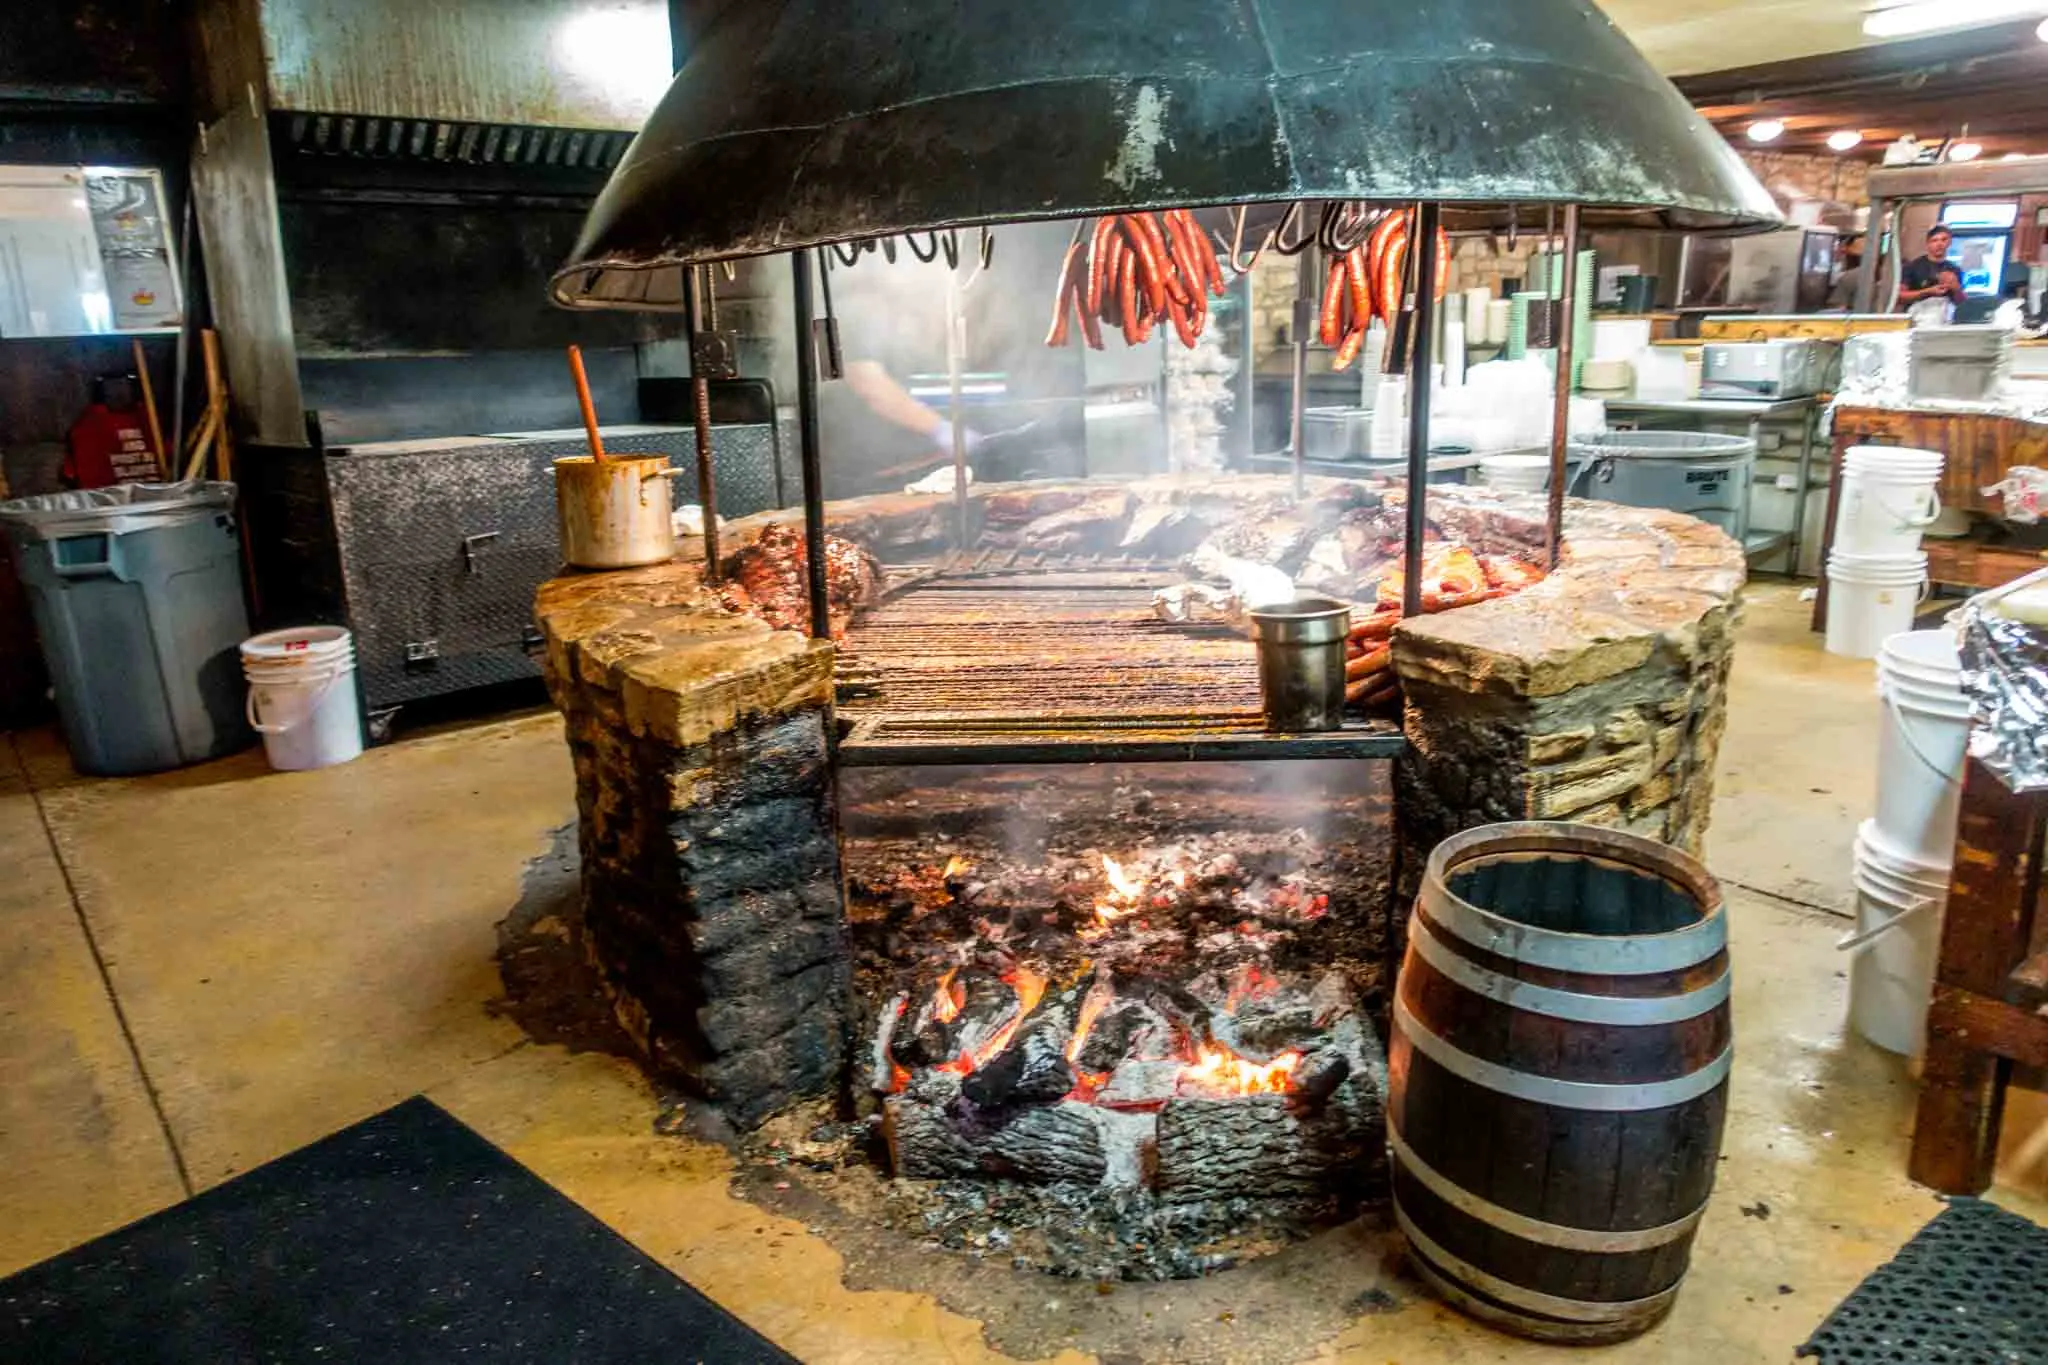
321;423;781;711
327;440;558;710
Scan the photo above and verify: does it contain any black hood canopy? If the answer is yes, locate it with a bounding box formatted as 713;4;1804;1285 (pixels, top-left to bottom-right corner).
552;0;1779;309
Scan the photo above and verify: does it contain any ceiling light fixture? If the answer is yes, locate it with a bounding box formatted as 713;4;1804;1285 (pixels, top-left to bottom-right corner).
2038;14;2048;37
2003;151;2031;160
1748;119;1785;143
1864;1;2048;38
1949;141;1985;161
1827;130;1865;152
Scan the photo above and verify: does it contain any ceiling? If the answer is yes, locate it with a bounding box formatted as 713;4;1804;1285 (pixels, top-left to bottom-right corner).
1601;0;1883;78
1671;18;2048;161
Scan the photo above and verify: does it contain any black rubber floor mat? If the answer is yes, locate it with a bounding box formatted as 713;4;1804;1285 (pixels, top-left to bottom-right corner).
1798;1198;2048;1364
0;1096;796;1365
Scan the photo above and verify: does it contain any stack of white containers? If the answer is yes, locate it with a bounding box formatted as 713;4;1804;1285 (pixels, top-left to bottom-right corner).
1825;446;1946;658
1844;629;1972;1055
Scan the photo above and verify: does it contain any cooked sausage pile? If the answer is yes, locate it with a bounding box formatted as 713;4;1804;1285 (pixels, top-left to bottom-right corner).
1343;547;1545;711
1320;209;1451;372
1044;211;1229;351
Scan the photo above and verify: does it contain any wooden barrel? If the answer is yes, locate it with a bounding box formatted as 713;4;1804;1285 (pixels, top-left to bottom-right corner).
1388;822;1731;1344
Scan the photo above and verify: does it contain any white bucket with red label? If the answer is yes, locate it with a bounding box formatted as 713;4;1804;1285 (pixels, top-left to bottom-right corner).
241;626;362;771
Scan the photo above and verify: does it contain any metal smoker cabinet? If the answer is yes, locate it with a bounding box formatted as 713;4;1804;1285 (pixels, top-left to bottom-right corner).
243;425;782;731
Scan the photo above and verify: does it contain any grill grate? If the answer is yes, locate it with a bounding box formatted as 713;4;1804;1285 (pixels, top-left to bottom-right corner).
276;111;633;173
835;568;1403;766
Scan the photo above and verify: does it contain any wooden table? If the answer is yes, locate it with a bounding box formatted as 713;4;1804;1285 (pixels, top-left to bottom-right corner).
1813;406;2048;631
1908;756;2048;1195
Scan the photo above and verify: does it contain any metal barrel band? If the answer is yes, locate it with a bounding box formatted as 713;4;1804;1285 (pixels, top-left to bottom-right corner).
1409;912;1732;1026
1393;995;1733;1112
1395;1203;1686;1326
1387;1123;1709;1253
1417;867;1726;975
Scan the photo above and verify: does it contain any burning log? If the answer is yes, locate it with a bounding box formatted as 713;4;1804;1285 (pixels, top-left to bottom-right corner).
1154;1095;1374;1202
1291;1049;1352;1108
883;1074;1108;1183
961;987;1078;1108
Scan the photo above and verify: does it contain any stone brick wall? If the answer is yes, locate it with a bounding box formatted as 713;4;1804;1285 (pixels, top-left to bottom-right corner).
536;565;849;1129
1390;493;1744;881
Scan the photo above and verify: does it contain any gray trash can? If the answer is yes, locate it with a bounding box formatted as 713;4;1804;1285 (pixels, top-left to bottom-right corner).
1567;431;1757;541
0;482;251;775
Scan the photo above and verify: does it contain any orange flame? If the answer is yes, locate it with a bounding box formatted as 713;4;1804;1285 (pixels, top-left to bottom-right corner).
1102;854;1145;902
930;967;964;1024
1180;1044;1301;1096
942;855;972;880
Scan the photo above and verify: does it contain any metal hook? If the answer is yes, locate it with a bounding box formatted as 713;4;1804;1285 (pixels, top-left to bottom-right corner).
1227;205;1263;274
720;259;737;282
1506;205;1519;253
956;225;995;294
940;230;960;271
905;231;941;263
830;239;863;268
1270;200;1316;256
880;235;898;265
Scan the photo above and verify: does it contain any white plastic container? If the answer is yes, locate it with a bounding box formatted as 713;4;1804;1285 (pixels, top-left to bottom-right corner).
554;455;678;569
1873;630;1971;865
1842;820;1951;1056
1480;454;1551;492
1824;551;1928;659
1834;446;1945;558
241;626;363;772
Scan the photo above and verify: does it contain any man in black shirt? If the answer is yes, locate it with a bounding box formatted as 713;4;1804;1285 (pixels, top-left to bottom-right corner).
1898;225;1964;309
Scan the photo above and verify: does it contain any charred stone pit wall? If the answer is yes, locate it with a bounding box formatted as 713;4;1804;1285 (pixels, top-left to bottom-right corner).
533;476;1746;1128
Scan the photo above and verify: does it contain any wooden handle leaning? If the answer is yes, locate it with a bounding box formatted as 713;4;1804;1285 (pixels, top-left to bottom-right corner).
131;338;168;479
567;345;606;461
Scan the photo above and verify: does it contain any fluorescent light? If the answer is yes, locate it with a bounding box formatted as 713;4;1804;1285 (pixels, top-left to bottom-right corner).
1949;141;1984;162
1747;119;1785;144
1864;1;2048;38
2003;152;2031;160
2040;15;2048;36
1827;130;1865;152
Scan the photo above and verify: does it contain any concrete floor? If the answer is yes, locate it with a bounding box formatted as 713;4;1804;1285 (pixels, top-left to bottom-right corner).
2;579;2044;1363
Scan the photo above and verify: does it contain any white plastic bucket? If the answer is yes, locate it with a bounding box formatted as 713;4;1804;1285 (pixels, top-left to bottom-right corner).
241;626;363;772
1841;820;1950;1056
1824;552;1929;659
1873;630;1971;865
1834;469;1943;557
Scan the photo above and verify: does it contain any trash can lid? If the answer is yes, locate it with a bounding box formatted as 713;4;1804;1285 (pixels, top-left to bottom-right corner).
0;481;237;540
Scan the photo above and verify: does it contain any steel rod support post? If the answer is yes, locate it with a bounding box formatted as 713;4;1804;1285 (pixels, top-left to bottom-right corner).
1546;203;1582;570
1402;203;1442;620
1290;246;1317;500
683;266;722;583
792;250;833;640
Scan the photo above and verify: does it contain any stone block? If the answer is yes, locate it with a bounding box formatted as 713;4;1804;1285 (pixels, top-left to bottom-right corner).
1600;710;1650;750
1652;723;1686;773
1528;727;1594;764
1530;743;1655;820
1627;772;1677;820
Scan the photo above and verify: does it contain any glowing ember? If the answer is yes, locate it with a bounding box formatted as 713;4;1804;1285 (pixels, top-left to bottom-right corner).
1181;1044;1301;1096
1081;852;1152;940
938;965;1047;1075
942;855;973;880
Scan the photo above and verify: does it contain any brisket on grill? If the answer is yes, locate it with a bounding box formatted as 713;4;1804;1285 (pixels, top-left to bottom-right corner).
721;524;882;636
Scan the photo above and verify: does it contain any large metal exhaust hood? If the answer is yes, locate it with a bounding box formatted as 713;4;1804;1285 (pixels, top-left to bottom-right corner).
551;0;1779;308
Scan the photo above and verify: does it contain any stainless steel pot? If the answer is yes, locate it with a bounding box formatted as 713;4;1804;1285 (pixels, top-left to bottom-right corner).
1249;596;1352;733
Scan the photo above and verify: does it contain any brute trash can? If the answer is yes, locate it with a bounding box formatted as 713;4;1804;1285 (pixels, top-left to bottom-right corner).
1567;431;1757;541
0;482;250;774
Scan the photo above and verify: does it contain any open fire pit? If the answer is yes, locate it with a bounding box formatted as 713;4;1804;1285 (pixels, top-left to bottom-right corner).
533;472;1743;1278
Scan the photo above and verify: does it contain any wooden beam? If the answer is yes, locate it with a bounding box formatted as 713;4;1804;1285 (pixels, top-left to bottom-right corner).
1910;759;2048;1196
1926;985;2048;1071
